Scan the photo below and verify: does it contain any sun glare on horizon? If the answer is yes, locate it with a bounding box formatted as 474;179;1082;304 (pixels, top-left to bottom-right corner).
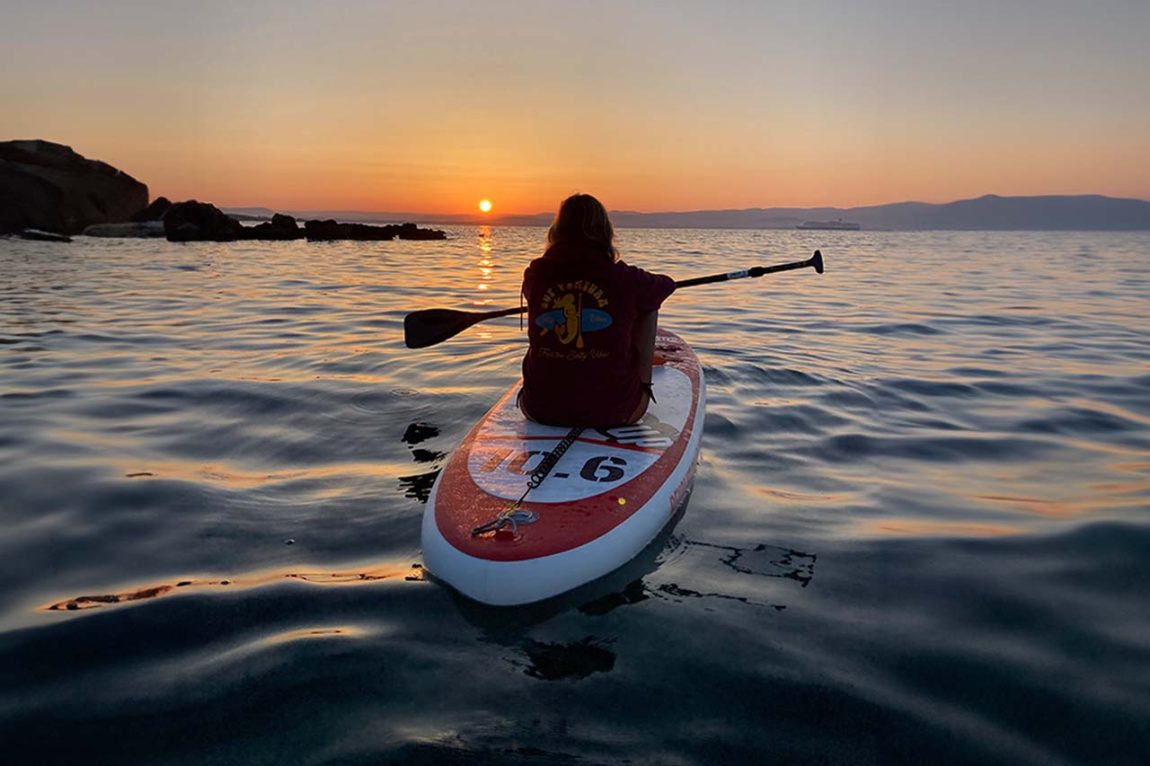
478;199;493;213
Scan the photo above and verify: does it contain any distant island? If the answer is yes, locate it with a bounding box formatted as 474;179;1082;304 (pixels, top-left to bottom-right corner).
240;194;1150;231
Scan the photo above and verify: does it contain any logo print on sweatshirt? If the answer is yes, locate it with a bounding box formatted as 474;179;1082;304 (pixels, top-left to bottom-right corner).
535;281;612;348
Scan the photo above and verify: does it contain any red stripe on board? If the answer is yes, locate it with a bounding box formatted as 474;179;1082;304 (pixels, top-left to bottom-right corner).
479;434;669;454
433;330;701;562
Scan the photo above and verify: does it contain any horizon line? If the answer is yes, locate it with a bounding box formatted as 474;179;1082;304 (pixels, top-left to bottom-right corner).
218;191;1150;221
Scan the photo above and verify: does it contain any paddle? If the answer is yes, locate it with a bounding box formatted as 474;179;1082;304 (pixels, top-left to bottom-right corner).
404;249;824;349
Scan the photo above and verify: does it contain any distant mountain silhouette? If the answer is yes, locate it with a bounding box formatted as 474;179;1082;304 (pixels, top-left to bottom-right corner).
224;194;1150;231
609;195;1150;230
844;194;1150;231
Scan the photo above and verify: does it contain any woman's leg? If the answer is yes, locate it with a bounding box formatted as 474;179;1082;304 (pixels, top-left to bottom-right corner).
516;388;539;423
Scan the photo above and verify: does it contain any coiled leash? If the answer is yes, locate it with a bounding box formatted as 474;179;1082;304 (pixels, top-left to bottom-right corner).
471;425;584;536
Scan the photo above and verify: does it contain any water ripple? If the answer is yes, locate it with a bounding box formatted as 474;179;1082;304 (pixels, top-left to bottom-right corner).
1;229;1148;764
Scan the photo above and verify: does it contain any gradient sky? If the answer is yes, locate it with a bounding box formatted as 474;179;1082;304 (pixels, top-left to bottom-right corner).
3;0;1148;214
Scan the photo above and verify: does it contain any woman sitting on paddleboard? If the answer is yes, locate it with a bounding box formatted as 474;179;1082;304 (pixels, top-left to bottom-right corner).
519;193;676;427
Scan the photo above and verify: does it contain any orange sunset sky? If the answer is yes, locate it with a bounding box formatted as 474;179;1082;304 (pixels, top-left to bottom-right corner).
3;1;1148;215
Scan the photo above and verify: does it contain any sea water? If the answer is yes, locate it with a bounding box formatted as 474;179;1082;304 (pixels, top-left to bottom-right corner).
1;228;1147;764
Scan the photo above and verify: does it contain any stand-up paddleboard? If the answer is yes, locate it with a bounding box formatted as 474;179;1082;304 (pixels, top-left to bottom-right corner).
422;329;705;606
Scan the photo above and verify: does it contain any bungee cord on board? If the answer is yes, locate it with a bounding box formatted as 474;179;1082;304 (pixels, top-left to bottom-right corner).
471;426;585;537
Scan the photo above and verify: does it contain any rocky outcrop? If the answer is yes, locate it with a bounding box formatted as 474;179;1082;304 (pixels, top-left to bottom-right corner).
247;213;304;240
0;141;450;241
304;219;446;241
131;196;172;222
395;222;447;240
144;200;449;243
163;200;247;242
305;219;394;241
161;205;302;241
0;140;149;235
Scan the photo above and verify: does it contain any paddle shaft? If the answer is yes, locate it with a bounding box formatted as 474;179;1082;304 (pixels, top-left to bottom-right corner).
403;250;823;348
478;251;824;314
488;249;824;309
674;250;823;288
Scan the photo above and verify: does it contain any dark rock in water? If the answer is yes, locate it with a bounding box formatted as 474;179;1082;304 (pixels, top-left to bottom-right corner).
0;140;150;235
402;422;439;445
304;219;446;241
161;205;446;243
305;219;393;241
247;212;304;240
304;219;351;240
19;228;73;243
523;637;616;680
163;200;247;242
409;448;446;464
272;212;296;228
303;219;345;240
82;221;166;238
396;222;447;240
131;196;173;222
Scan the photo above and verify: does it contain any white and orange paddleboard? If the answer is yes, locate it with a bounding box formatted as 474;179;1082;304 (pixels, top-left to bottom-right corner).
422;329;705;606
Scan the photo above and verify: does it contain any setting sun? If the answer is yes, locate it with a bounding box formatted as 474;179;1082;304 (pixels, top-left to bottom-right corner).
478;199;493;213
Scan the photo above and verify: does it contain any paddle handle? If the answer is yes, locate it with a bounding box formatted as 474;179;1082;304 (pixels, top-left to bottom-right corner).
674;250;823;289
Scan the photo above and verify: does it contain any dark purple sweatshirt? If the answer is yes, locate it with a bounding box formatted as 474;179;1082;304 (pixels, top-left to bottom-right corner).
520;243;675;426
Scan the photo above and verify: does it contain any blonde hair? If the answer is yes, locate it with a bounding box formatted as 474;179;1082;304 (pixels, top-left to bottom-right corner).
547;193;618;261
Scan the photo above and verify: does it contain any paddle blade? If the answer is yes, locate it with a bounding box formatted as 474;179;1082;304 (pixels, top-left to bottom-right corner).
404;305;526;348
404;308;480;349
812;250;824;274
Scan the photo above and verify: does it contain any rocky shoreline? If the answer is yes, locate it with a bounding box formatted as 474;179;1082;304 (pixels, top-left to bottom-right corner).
1;140;447;243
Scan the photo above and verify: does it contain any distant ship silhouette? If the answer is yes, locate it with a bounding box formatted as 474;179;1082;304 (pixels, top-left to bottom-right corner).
796;219;861;230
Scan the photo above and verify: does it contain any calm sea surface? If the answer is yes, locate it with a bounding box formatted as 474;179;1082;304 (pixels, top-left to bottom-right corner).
1;228;1148;764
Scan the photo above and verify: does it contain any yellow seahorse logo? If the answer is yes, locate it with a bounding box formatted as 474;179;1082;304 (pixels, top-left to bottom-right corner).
554;293;583;348
536;281;611;351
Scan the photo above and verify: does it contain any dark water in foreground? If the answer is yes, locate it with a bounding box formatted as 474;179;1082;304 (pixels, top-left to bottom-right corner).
1;228;1148;764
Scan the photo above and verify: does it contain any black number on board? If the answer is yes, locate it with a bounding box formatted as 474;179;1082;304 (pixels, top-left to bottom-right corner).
580;455;627;482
